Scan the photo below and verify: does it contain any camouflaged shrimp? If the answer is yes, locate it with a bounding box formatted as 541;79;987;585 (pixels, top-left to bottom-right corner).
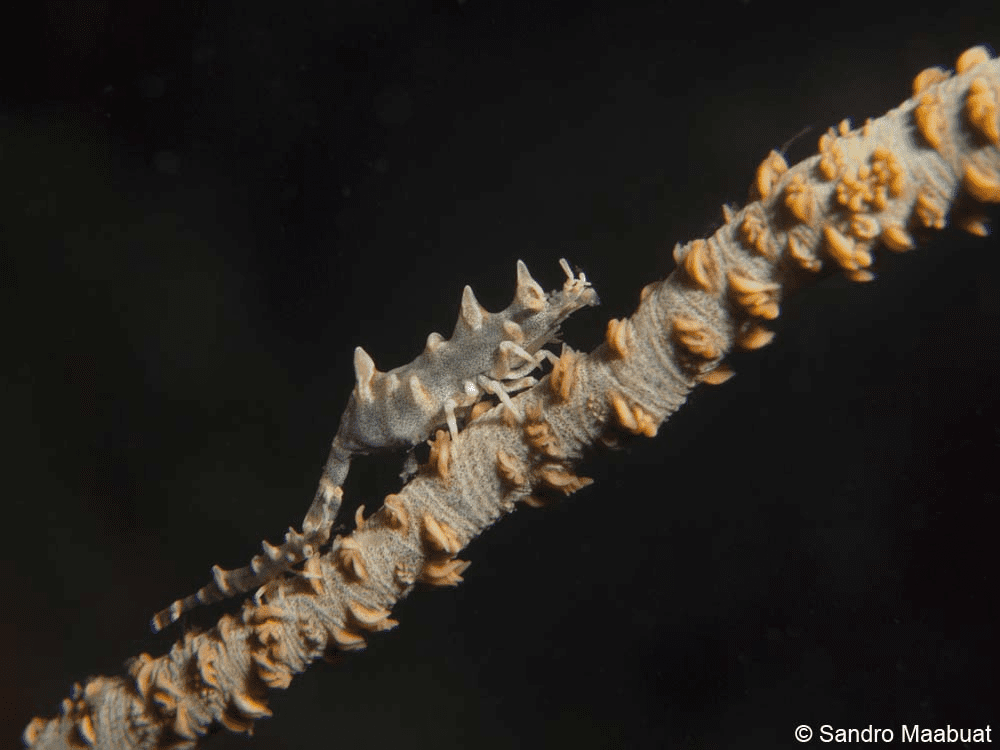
150;258;598;632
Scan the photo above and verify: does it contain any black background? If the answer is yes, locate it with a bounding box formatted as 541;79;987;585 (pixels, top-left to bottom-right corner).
3;1;999;748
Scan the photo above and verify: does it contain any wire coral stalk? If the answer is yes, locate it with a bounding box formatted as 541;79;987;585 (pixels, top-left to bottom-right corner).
23;47;1000;750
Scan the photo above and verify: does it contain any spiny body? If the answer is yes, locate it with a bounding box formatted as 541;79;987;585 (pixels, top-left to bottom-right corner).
151;258;598;632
